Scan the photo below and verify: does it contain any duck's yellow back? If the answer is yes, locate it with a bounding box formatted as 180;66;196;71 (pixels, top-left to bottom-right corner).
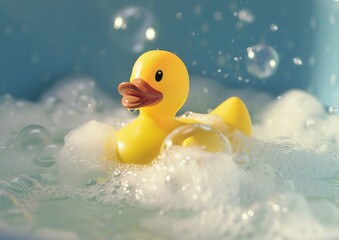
210;97;252;136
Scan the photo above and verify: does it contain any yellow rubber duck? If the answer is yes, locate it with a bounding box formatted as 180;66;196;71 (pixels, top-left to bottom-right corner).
104;50;252;165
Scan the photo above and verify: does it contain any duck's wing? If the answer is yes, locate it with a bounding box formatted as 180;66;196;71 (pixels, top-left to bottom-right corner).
172;113;233;153
210;97;252;136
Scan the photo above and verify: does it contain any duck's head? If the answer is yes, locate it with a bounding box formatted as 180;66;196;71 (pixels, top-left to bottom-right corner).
118;50;189;117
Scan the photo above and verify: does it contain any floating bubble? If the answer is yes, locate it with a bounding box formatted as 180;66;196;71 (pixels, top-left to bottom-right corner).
293;57;303;66
245;44;279;79
270;24;279;31
237;9;255;23
161;124;232;154
328;105;338;114
111;6;156;53
16;125;51;152
213;11;223;21
176;12;182;19
74;95;96;113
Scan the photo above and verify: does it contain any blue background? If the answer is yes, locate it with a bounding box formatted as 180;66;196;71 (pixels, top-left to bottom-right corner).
0;0;338;105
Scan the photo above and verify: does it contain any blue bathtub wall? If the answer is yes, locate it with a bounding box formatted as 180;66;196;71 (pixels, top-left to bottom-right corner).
0;0;337;106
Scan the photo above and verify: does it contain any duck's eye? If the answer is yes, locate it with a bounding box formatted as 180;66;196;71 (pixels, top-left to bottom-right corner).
155;70;163;82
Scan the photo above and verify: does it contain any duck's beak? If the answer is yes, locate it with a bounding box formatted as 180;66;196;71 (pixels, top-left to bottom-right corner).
118;78;163;109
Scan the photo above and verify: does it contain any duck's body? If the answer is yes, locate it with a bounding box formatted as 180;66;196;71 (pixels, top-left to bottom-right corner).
116;113;183;164
105;50;252;165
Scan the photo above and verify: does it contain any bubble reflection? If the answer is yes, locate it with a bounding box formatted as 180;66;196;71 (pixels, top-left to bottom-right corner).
112;6;156;53
162;124;232;154
245;44;279;79
16;125;51;153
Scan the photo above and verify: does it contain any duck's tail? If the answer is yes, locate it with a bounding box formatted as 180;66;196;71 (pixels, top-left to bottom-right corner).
210;97;252;136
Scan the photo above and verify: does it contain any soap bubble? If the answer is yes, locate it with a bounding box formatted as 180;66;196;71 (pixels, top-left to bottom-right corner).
161;124;232;154
16;125;51;153
293;57;303;66
245;44;279;79
237;9;255;23
33;144;60;168
74;95;96;113
328;105;338;114
111;6;156;53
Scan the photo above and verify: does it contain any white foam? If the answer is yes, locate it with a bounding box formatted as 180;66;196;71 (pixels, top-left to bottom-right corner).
0;77;339;239
57;120;116;190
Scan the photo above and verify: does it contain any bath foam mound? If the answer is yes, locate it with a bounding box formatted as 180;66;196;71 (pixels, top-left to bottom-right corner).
0;77;339;239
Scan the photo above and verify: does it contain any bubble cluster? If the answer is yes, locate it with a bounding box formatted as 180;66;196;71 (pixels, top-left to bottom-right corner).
245;44;280;79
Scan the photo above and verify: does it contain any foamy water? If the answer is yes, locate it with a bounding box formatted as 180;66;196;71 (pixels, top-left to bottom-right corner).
0;77;339;239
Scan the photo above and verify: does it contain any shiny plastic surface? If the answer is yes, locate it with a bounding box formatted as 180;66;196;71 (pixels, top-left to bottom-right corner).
108;50;252;164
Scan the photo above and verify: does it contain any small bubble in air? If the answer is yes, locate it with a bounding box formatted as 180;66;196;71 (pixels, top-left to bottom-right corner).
75;95;96;113
234;57;242;62
214;12;223;21
270;24;279;31
293;57;303;66
176;12;182;19
245;44;279;79
193;4;202;15
328;105;338;114
237;9;254;23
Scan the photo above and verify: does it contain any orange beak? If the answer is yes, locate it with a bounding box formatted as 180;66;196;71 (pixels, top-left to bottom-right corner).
118;78;163;109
